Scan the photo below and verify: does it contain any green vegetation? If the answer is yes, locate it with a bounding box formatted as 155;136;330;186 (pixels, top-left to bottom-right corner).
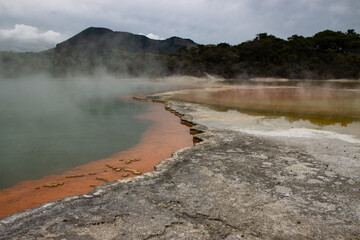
170;29;360;79
1;29;359;79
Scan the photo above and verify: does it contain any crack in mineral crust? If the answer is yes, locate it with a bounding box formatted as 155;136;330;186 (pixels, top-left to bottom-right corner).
0;93;359;240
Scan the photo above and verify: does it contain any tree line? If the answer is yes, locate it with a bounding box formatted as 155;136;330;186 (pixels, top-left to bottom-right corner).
168;29;360;79
1;29;359;79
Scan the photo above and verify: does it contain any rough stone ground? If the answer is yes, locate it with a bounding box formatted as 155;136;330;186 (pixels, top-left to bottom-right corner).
0;95;359;240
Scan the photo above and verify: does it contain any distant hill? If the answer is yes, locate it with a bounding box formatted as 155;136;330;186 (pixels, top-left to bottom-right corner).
172;30;360;79
55;27;197;54
1;28;359;79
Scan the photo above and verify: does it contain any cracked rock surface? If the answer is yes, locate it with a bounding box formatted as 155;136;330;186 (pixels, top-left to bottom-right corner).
0;97;359;240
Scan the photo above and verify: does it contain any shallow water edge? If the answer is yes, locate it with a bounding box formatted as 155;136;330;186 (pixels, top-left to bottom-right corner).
0;101;193;218
0;94;358;239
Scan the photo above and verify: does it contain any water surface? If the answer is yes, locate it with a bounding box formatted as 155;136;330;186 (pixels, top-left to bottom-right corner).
0;76;181;189
170;85;360;139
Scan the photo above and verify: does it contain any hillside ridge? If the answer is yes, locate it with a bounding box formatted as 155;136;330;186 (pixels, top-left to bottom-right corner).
55;27;197;54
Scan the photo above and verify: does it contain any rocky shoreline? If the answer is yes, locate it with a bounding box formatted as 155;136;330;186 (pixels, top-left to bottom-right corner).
0;93;359;239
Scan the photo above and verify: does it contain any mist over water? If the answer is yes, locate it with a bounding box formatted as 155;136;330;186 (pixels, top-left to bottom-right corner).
0;75;181;189
170;83;360;141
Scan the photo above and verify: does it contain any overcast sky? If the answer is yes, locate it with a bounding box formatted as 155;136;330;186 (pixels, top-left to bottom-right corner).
0;0;359;52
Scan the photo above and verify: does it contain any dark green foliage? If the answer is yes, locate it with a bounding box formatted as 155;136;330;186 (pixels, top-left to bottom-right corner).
0;29;359;79
169;29;360;79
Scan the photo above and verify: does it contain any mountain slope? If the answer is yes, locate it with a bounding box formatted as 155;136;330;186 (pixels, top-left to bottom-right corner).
55;27;197;54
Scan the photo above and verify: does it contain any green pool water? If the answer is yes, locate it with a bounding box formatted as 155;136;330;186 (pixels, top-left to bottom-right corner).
0;76;179;189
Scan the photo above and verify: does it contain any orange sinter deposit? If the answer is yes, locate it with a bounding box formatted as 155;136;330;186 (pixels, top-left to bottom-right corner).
171;86;360;124
0;102;194;218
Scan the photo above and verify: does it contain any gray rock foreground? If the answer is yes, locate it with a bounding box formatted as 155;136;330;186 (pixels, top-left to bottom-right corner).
0;98;359;240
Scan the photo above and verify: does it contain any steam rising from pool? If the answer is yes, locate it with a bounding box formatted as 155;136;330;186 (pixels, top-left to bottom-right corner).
169;84;360;143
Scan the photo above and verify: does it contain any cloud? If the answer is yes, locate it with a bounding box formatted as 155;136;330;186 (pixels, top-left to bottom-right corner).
0;24;65;52
0;0;359;51
139;33;165;40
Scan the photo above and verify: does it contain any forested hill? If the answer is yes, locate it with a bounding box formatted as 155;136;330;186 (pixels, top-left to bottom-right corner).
55;27;197;54
168;29;360;79
0;29;359;79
